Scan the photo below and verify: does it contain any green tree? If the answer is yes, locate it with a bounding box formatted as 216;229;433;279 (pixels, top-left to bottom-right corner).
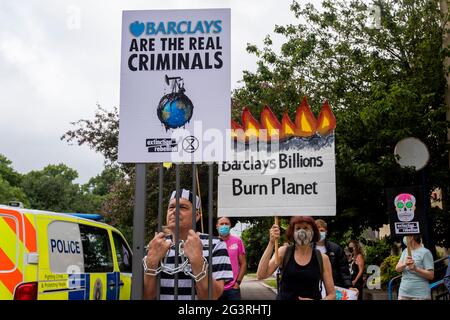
0;154;29;206
0;154;22;187
21;164;100;213
0;177;29;207
61;104;122;167
241;217;290;272
84;165;123;196
241;218;274;272
233;0;450;247
363;237;396;267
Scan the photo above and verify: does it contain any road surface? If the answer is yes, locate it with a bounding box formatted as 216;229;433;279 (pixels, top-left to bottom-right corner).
240;276;277;300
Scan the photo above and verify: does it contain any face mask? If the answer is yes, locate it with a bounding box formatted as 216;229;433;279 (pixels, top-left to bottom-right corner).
348;247;354;253
319;231;327;242
218;225;230;236
403;236;408;246
294;229;313;246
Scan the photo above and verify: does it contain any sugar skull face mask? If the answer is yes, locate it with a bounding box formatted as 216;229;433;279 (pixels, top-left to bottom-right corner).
394;193;416;222
294;229;313;246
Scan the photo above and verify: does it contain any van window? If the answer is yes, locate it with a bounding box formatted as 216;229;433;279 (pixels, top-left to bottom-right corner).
79;225;113;273
112;233;132;273
0;215;19;271
48;221;84;273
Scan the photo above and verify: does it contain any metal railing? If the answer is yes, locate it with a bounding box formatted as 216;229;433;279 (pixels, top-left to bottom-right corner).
429;279;449;300
131;163;215;300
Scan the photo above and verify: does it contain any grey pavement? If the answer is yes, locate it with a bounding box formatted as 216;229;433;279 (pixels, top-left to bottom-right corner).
239;275;392;300
240;276;277;300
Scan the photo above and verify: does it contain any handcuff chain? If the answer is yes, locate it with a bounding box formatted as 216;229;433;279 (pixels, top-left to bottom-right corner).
143;240;208;282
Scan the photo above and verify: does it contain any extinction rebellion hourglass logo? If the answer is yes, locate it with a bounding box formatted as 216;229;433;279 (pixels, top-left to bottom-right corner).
157;75;194;131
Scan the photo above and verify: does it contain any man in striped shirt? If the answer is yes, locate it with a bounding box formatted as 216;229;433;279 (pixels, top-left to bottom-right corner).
143;189;233;300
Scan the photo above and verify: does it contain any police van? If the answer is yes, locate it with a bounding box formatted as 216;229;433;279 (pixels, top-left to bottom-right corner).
0;204;132;300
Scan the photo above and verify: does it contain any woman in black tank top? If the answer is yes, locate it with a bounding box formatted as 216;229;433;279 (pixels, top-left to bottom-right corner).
278;247;322;300
256;216;336;301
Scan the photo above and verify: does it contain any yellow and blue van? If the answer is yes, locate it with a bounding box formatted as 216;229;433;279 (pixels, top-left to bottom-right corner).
0;205;132;300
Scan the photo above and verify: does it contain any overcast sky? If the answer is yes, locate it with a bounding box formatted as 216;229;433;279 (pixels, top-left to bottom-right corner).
0;0;314;184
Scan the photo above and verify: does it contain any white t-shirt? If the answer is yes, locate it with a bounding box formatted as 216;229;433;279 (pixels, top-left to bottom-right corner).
316;245;327;254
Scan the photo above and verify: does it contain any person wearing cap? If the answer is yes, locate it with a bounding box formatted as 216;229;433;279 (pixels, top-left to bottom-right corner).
216;217;247;300
143;189;233;300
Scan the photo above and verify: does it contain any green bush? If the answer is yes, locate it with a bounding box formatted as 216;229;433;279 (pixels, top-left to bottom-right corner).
363;237;393;267
380;255;400;288
242;218;288;272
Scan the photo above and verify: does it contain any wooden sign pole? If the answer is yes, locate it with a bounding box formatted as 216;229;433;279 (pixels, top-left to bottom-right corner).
196;167;204;233
407;236;412;257
274;216;280;265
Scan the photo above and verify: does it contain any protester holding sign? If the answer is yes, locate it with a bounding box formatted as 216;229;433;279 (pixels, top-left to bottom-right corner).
256;216;336;300
143;189;233;300
395;235;434;300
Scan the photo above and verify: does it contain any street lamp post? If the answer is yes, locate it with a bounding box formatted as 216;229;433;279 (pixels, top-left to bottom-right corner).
394;137;437;258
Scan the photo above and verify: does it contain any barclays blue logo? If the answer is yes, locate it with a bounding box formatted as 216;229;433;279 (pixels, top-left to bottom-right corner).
129;20;223;37
129;21;145;37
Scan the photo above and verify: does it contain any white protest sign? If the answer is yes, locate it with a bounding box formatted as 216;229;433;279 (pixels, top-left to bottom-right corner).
118;9;231;163
218;100;336;217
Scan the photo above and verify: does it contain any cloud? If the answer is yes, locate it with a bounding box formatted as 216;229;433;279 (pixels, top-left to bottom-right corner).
0;0;304;183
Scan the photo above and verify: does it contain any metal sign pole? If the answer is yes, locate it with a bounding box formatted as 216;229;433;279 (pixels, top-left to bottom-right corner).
174;164;180;300
156;163;164;300
208;163;213;300
191;163;197;300
131;163;147;300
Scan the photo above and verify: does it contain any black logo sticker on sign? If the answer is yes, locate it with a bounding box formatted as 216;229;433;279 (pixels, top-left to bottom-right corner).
146;138;178;152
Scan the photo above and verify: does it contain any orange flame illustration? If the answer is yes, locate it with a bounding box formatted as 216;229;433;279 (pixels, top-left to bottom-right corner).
261;105;281;140
294;96;317;137
231;120;245;142
231;97;335;143
316;100;336;135
280;112;296;140
242;107;261;140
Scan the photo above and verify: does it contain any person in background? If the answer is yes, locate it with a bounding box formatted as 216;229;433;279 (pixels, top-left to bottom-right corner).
344;248;352;264
314;219;353;289
216;217;247;300
348;240;365;300
395;235;434;300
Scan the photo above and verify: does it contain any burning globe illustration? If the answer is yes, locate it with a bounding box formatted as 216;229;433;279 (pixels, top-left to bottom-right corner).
157;75;194;130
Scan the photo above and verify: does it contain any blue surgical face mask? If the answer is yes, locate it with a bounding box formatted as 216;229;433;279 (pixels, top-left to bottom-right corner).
320;231;327;242
403;236;408;246
218;225;230;236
